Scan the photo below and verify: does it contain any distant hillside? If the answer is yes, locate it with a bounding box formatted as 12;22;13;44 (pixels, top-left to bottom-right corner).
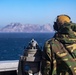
0;23;53;33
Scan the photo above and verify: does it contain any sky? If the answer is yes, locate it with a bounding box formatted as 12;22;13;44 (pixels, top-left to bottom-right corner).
0;0;76;28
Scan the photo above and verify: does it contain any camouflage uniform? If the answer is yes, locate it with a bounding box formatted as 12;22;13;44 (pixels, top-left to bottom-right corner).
41;15;76;75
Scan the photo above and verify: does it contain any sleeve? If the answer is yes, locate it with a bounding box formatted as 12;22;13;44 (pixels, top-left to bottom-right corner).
41;41;52;75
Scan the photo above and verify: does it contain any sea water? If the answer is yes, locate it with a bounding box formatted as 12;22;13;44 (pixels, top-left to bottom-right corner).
0;33;54;60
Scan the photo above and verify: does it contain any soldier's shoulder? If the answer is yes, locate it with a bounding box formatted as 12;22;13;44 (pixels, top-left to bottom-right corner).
45;38;56;45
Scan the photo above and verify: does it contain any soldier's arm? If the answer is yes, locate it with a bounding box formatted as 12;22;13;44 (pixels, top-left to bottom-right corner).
41;41;52;75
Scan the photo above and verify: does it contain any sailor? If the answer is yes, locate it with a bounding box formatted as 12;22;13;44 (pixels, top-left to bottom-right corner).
41;14;76;75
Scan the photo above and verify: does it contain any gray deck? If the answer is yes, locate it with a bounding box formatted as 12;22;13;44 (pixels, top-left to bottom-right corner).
0;60;18;72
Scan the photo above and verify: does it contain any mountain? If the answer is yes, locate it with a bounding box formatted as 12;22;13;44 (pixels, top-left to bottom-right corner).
0;23;53;33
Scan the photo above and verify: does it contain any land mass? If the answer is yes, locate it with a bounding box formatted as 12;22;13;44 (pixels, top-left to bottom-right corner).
0;23;54;33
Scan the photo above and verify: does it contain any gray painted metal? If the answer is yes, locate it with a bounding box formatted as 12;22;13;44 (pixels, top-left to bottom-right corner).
0;60;18;72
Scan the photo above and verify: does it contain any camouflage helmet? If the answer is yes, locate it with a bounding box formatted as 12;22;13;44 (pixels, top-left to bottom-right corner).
56;14;71;25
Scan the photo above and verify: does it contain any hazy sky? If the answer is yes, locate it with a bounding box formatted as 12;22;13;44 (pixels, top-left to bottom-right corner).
0;0;76;28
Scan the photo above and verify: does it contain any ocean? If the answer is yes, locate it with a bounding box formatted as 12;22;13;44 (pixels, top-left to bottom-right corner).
0;33;54;61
